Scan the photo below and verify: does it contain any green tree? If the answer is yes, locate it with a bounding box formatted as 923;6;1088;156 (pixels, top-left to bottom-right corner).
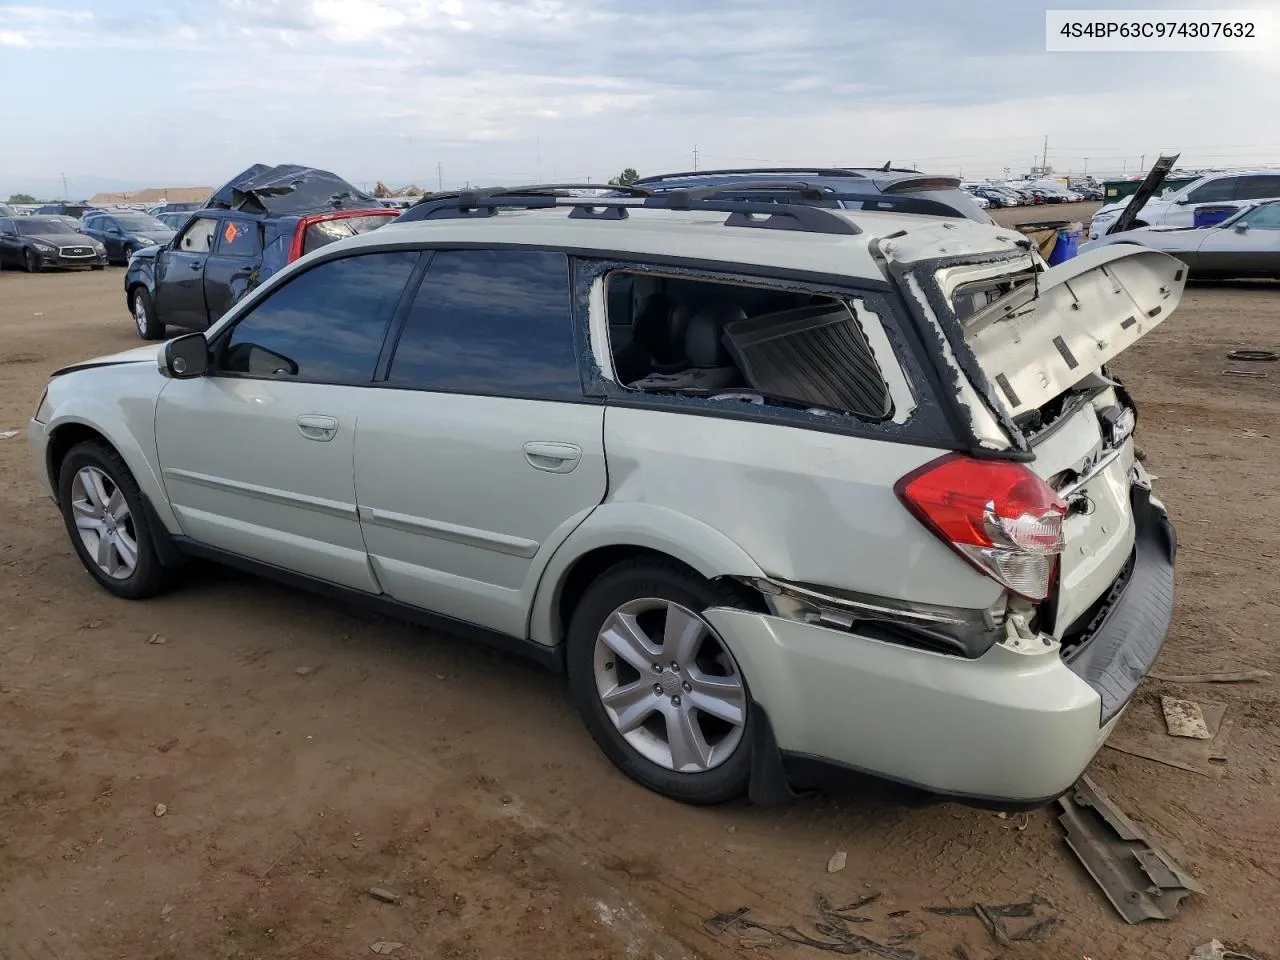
7;193;36;204
608;167;639;186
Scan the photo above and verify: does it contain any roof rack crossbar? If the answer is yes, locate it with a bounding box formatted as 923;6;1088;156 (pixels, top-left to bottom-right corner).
658;180;828;208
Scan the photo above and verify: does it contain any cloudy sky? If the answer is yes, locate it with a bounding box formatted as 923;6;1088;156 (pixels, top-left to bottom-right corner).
2;0;1279;198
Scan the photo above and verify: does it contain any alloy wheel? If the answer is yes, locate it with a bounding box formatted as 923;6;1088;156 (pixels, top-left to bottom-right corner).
133;295;148;336
592;598;747;773
70;465;139;580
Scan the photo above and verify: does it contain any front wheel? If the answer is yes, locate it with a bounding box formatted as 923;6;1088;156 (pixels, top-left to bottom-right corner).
130;287;165;341
57;441;170;600
566;558;757;804
23;248;40;273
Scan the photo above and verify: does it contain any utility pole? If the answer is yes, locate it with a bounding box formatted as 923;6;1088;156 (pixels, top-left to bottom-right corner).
1083;158;1089;175
436;162;443;192
61;172;69;200
1139;153;1145;171
1042;134;1049;171
693;144;699;171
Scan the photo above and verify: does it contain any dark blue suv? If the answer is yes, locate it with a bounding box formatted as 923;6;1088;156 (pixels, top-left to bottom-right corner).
633;167;995;224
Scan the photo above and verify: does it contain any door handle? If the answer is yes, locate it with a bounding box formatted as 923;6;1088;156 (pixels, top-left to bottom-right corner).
188;261;202;270
523;441;582;474
297;414;338;442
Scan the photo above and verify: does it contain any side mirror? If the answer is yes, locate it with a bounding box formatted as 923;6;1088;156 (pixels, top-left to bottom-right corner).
1174;197;1191;205
1234;222;1250;233
160;333;209;379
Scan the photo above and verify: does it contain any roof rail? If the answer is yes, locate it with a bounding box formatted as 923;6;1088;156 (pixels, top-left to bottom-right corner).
397;186;862;236
406;183;652;209
649;181;967;219
634;167;865;183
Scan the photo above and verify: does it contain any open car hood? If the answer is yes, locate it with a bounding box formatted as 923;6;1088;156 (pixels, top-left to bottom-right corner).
961;245;1185;418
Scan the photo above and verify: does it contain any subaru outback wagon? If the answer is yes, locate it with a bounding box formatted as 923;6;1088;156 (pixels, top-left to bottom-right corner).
29;185;1182;807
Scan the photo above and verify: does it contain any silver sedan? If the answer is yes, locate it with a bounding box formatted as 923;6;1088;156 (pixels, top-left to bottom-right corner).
1081;200;1280;279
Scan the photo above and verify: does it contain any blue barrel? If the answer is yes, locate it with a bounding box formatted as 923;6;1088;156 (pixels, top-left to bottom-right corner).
1048;228;1080;265
1194;205;1235;228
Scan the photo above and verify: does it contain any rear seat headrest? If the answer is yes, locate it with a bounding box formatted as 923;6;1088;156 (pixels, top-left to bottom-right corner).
685;303;747;368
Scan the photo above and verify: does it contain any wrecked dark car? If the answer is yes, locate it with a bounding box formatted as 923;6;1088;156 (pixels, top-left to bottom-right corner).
124;163;397;340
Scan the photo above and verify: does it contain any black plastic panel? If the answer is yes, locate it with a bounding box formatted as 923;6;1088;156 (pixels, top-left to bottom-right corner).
1064;486;1177;723
722;304;893;420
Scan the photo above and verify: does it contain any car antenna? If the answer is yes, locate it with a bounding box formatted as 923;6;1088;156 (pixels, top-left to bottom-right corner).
881;160;892;172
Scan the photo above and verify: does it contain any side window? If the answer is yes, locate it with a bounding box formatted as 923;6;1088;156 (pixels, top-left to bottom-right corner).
601;269;894;421
179;217;218;253
1234;176;1280;201
220;251;418;382
1186;178;1239;203
1238;203;1280;229
0;219;13;236
387;249;580;399
215;219;262;258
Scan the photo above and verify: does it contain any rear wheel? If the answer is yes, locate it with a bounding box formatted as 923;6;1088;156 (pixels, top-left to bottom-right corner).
566;558;757;804
131;287;165;341
57;441;169;600
23;248;40;273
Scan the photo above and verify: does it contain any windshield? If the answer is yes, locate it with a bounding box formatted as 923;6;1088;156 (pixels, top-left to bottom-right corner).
115;215;168;231
17;218;77;236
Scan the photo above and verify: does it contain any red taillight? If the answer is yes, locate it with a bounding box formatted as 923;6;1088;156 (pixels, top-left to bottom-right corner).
895;454;1067;601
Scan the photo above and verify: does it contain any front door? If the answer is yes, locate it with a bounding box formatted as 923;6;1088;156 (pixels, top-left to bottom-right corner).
352;249;607;639
203;217;263;324
1164;177;1241;227
154;216;218;330
155;248;421;590
0;219;18;266
1196;203;1280;277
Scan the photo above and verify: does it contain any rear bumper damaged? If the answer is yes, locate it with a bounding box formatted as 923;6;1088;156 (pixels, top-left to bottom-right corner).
710;487;1176;806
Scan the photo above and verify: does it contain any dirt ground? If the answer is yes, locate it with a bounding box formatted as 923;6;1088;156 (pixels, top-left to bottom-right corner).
2;215;1278;960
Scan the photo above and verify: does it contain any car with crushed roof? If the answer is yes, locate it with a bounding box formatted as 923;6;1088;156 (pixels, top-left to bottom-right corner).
29;182;1182;808
124;164;397;340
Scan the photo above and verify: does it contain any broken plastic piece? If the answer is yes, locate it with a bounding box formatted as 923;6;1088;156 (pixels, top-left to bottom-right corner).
1057;775;1203;923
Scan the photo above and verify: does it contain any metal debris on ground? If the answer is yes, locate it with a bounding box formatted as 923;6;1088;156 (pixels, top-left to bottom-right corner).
369;942;404;955
1150;669;1271;684
923;897;1058;945
1225;349;1278;362
1190;939;1263;960
368;887;402;904
1056;775;1203;923
1106;698;1230;776
705;893;920;959
1162;696;1213;739
147;633;168;645
1221;369;1268;379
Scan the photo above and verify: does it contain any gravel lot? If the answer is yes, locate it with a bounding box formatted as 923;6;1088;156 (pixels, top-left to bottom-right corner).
2;213;1278;959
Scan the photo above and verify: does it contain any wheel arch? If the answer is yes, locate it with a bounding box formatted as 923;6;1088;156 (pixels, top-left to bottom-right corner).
527;503;768;647
43;407;180;537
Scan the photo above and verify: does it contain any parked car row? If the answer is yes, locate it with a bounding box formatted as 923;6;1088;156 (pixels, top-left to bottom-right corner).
964;181;1102;208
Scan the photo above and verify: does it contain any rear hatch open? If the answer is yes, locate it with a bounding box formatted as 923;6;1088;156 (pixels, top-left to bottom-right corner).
886;231;1185;637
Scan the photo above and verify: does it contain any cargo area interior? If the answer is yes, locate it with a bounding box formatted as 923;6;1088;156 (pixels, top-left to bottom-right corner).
604;271;893;419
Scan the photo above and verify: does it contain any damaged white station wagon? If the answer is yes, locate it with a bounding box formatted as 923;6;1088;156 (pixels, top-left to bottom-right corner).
29;182;1182;807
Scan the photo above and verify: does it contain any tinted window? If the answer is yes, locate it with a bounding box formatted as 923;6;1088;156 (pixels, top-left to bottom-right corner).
1236;203;1280;229
220;251;417;382
1234;176;1280;201
179;217;218;252
216;219;262;257
1186;178;1239;203
388;249;579;399
116;214;167;232
0;219;14;235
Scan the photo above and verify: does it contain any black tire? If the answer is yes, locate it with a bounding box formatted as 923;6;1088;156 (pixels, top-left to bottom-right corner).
119;244;133;267
57;441;170;600
130;287;165;341
566;557;759;805
23;248;40;273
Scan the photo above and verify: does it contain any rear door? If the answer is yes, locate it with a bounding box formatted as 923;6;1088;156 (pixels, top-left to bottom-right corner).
0;219;17;265
351;248;606;638
154;216;218;330
1164;176;1239;227
203;216;263;323
155;250;420;589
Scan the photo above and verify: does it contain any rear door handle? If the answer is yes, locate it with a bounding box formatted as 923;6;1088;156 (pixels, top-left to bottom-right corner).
297;414;338;442
188;261;202;270
523;441;582;474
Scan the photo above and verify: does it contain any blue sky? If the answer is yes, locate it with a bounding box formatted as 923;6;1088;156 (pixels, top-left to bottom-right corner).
2;0;1279;198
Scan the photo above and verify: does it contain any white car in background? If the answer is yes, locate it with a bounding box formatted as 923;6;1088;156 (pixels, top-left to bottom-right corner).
1089;169;1280;240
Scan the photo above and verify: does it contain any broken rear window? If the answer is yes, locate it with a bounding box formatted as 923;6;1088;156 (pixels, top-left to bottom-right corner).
604;271;893;421
302;213;396;256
